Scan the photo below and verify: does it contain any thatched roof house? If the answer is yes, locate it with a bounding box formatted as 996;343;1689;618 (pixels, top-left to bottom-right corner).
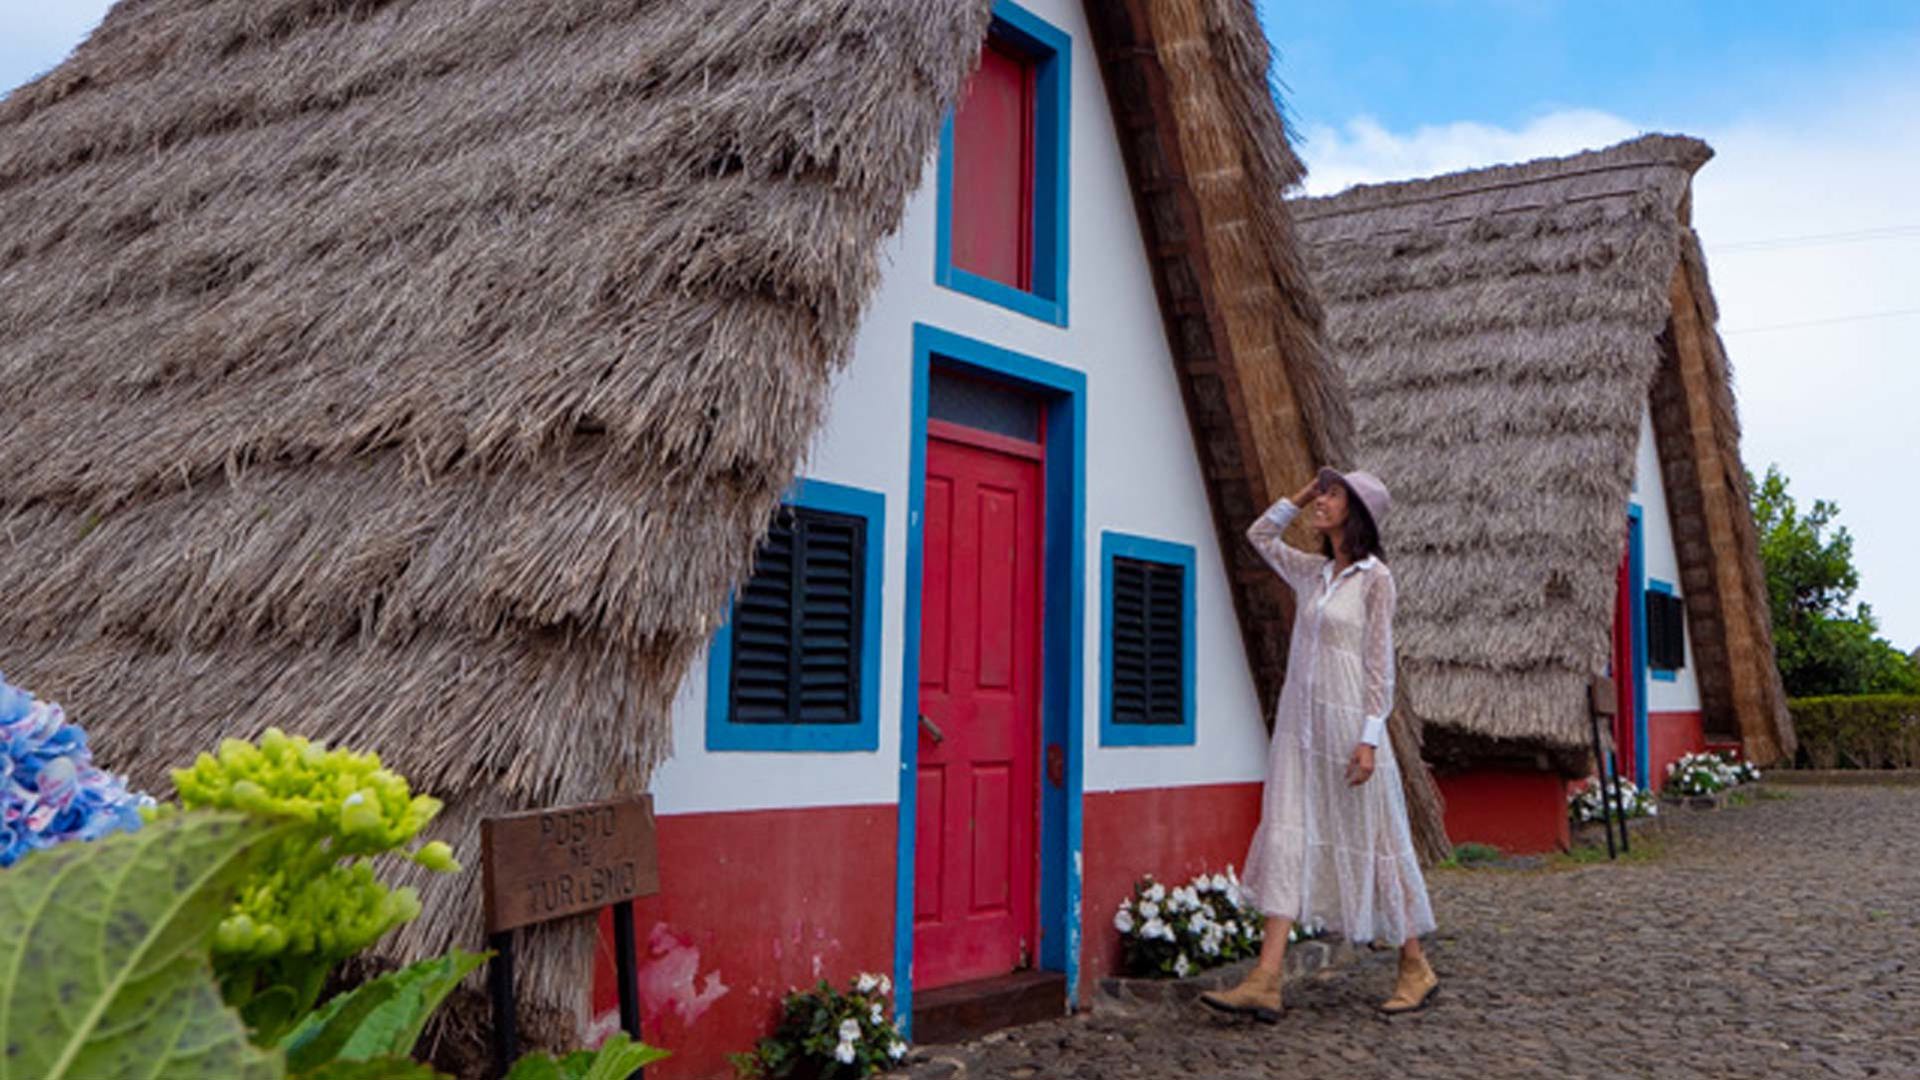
1291;134;1794;777
2;0;1417;1054
0;0;1000;1042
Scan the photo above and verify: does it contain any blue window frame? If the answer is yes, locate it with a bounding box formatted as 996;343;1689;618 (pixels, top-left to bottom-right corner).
1099;532;1197;747
1646;579;1684;682
706;478;885;752
934;0;1071;326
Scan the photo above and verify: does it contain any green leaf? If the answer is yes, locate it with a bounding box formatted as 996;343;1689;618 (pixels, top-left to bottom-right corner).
242;984;307;1046
503;1055;565;1080
579;1035;669;1080
292;1057;450;1080
504;1034;669;1080
0;811;285;1080
280;950;489;1072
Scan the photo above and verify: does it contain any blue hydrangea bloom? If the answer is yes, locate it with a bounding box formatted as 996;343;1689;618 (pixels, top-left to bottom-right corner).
0;672;152;868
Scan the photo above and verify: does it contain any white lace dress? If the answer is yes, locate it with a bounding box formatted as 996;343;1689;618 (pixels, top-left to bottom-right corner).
1238;498;1436;946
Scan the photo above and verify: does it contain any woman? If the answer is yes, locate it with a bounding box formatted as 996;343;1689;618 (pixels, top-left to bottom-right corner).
1200;467;1438;1022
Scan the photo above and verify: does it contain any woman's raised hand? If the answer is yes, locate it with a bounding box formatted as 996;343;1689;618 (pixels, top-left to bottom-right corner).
1293;467;1344;506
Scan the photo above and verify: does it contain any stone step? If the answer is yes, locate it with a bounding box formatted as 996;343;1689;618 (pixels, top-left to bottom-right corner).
911;971;1067;1047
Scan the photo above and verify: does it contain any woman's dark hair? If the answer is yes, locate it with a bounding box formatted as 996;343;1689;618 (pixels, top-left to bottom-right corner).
1320;478;1385;563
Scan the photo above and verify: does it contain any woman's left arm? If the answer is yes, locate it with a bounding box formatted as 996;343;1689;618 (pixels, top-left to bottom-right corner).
1347;568;1397;786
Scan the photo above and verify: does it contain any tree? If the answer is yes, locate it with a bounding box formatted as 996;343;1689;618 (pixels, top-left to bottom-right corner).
1749;465;1920;697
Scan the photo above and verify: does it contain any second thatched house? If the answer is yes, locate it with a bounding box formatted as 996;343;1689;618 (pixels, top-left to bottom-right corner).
1291;135;1794;854
0;0;1409;1076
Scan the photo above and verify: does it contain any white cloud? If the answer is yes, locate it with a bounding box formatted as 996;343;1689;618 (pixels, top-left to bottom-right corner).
1293;87;1920;650
1296;110;1643;198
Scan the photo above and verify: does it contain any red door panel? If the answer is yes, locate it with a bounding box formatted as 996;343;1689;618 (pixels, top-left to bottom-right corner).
915;434;1042;989
951;39;1035;290
1613;532;1637;783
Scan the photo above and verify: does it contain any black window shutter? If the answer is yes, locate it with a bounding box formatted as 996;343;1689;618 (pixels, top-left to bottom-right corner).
1112;557;1185;725
1645;591;1686;671
730;506;865;725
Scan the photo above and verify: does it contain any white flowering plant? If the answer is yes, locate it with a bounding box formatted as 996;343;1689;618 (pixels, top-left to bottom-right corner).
1666;750;1760;796
1113;868;1319;979
732;972;906;1080
1568;775;1658;823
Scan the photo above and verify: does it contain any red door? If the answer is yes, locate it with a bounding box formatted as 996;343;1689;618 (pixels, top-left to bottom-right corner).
1612;533;1637;783
914;424;1043;989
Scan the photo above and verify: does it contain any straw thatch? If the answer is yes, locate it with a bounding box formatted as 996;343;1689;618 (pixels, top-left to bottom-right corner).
1291;134;1793;769
0;0;994;1042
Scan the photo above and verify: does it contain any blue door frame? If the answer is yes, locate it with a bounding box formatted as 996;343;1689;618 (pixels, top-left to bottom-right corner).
895;323;1086;1035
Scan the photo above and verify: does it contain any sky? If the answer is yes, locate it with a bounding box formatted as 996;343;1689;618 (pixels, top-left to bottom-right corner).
1254;0;1920;651
2;3;1917;649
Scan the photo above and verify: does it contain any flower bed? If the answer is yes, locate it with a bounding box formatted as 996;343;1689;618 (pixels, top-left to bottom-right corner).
1112;867;1323;981
735;973;906;1079
1665;750;1760;798
1568;775;1658;825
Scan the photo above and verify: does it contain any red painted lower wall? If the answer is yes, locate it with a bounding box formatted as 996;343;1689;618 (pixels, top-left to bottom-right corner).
1080;782;1262;980
1646;710;1705;791
588;784;1266;1076
1435;769;1570;854
591;805;896;1080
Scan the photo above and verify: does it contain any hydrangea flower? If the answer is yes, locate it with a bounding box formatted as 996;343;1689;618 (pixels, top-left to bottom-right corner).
837;1019;861;1043
834;1041;857;1065
0;673;152;867
1113;907;1135;934
889;1041;908;1061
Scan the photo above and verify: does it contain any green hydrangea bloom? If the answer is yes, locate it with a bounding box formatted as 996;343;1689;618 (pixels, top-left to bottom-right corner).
171;728;461;1036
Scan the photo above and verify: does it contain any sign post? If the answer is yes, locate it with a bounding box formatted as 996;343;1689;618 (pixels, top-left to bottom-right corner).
482;796;660;1079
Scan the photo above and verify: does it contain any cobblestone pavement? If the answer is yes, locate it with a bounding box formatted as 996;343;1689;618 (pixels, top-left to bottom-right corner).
904;786;1920;1080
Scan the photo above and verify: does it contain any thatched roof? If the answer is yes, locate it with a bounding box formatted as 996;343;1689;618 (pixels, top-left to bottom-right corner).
1;0;1410;1041
0;0;994;1040
1291;134;1793;768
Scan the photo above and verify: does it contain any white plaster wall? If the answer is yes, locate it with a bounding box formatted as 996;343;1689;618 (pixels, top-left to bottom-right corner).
1632;405;1703;713
648;0;1270;815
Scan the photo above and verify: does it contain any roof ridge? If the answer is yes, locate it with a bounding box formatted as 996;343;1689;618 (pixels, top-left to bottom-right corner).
1291;133;1712;221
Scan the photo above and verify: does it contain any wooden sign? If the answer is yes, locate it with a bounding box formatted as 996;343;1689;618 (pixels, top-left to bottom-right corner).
481;796;659;934
1589;675;1618;717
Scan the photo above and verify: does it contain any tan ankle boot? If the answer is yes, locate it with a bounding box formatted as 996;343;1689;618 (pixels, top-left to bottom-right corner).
1199;965;1282;1023
1378;953;1439;1014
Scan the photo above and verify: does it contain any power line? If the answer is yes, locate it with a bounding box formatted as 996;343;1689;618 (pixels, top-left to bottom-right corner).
1722;307;1920;335
1711;224;1920;254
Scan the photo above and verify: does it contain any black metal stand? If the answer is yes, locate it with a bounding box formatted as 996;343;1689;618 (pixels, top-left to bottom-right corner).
1609;745;1631;855
613;899;642;1041
488;931;518;1078
1586;707;1621;860
490;911;646;1080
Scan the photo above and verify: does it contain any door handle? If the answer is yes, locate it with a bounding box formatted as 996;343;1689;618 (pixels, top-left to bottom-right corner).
918;714;945;744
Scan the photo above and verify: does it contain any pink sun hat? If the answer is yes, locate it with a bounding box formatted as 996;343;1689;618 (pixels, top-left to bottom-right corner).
1330;468;1392;527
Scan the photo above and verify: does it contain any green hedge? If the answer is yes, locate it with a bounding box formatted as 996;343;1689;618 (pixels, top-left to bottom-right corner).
1789;695;1920;769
